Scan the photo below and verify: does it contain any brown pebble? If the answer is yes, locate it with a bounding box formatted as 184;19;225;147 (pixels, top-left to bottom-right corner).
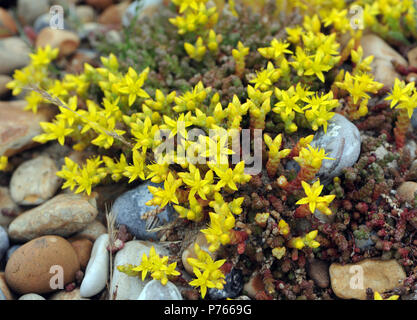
5;236;80;294
70;238;93;270
307;259;330;289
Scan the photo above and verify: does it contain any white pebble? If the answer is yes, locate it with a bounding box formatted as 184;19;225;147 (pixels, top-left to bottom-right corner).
80;234;109;298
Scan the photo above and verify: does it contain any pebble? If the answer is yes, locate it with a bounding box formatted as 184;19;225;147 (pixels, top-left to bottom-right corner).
0;75;11;97
33;13;62;34
329;259;406;300
0;226;9;261
0;100;54;157
70;238;93;270
10;155;61;205
208;268;244;299
17;0;50;25
8;193;98;241
397;181;417;203
0;273;13;300
5;236;80;294
110;240;168;300
307;259;330;289
138;280;182;300
0;37;31;74
50;288;89;300
182;233;216;275
311;113;361;184
112;181;175;240
0;187;20;228
36;28;80;58
0;8;17;38
408;47;417;69
98;2;130;25
5;245;21;263
73;219;107;242
19;293;46;300
75;5;96;23
360;34;408;88
80;234;109;298
122;0;163;27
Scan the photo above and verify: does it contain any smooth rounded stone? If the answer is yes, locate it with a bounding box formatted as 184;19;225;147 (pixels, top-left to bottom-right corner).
75;5;96;23
122;0;163;27
311;113;361;184
0;37;30;75
360;34;408;88
329;259;406;300
110;240;168;300
397;182;417;203
0;273;13;300
112;181;175;240
98;2;130;25
17;0;50;25
0;8;18;38
73;219;107;242
10;156;61;205
0;226;9;261
5;245;21;263
137;280;182;300
408;47;417;69
5;236;80;294
182;233;216;275
80;234;109;298
50;288;89;300
19;293;46;300
36;28;80;58
307;260;330;289
0;75;11;97
70;238;93;270
0;187;20;228
208;268;243;300
34;14;60;34
8;194;98;241
0;100;54;157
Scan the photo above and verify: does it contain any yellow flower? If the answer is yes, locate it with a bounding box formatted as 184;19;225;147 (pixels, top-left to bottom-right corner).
147;172;183;208
29;45;59;67
296;180;335;214
374;291;399;300
0;156;8;171
188;243;226;298
178;164;214;200
118;67;150;106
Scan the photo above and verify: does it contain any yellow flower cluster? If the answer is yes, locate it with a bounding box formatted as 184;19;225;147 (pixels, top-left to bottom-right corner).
170;0;222;61
117;246;180;286
187;243;226;298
